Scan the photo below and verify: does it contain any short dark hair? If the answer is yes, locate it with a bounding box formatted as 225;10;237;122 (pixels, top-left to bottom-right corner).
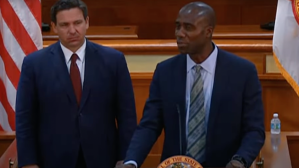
50;0;88;24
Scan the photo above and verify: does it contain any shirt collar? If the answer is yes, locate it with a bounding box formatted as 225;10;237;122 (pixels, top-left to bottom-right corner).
60;39;86;63
186;43;218;74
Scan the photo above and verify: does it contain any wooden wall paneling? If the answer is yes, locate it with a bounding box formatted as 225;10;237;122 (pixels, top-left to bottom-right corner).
234;0;278;25
43;26;139;40
241;0;277;6
42;0;241;24
261;79;299;131
0;139;13;157
0;140;17;168
213;25;273;40
0;132;15;158
43;39;273;54
41;0;278;38
131;73;163;167
131;73;151;125
241;6;277;25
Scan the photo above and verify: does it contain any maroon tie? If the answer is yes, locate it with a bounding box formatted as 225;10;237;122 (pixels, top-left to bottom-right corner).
70;54;82;105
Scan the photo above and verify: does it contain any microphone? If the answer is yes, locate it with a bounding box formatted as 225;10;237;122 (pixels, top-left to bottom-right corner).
176;104;182;155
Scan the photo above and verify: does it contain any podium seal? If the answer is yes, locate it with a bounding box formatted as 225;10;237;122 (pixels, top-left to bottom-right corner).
157;155;203;168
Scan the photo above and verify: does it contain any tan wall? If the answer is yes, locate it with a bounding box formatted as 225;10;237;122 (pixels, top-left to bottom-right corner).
125;54;280;73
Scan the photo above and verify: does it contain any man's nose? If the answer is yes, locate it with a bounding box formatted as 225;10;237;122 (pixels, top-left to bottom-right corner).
175;28;186;38
69;25;76;34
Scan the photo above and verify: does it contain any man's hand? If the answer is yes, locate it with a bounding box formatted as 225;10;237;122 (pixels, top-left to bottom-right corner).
121;164;136;168
115;160;124;168
226;160;245;168
22;165;39;168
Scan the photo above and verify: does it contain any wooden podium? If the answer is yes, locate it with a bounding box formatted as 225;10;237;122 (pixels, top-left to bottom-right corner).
251;132;299;168
0;139;17;168
1;132;298;168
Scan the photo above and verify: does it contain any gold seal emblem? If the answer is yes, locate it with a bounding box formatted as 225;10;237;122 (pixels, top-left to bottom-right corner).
157;155;203;168
292;0;299;24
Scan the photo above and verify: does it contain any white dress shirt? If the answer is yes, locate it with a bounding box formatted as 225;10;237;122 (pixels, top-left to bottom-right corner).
125;44;218;168
185;45;218;134
60;39;86;87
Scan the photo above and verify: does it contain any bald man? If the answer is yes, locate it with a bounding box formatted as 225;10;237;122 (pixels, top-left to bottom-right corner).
123;2;265;168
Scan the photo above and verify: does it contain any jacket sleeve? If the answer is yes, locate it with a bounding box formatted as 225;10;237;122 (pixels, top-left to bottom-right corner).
15;56;39;167
115;53;138;160
236;64;265;167
124;63;164;167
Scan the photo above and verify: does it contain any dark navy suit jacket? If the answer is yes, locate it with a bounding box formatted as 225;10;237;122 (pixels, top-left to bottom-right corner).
124;47;265;167
15;40;137;168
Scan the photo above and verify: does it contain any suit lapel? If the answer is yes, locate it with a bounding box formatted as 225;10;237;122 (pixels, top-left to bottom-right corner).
172;54;187;154
50;42;77;104
206;48;229;141
79;40;98;111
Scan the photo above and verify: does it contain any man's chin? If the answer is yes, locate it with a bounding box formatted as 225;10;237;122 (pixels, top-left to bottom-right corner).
178;49;188;54
68;40;80;45
68;40;83;48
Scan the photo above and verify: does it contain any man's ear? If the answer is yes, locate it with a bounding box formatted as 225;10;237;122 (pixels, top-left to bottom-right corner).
206;26;213;38
85;16;89;29
51;21;58;33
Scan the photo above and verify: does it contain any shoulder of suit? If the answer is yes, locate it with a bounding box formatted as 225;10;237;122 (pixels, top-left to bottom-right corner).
218;48;255;68
87;40;124;56
156;53;184;68
24;43;54;63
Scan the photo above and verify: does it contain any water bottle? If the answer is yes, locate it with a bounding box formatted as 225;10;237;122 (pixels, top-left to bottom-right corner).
271;113;281;134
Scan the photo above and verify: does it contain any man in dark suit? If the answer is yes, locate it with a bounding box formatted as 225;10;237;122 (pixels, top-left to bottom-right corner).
15;0;137;168
123;2;265;168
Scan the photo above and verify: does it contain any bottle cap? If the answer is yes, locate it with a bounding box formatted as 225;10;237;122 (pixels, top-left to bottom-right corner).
273;113;278;117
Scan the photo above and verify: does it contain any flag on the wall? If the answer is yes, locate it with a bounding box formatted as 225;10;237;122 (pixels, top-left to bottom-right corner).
0;0;43;131
273;0;299;97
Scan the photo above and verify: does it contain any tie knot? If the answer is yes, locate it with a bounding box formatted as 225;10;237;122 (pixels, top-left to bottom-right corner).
193;65;201;73
71;54;79;63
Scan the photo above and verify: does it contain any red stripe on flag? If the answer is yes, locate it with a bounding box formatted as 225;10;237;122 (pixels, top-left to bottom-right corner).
0;122;4;131
0;0;38;55
24;0;41;27
0;79;15;131
0;32;20;89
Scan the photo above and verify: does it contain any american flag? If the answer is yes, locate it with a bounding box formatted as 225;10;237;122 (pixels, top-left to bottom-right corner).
0;0;43;131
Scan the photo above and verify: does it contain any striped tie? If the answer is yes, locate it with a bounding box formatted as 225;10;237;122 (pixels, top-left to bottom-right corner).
187;65;206;162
